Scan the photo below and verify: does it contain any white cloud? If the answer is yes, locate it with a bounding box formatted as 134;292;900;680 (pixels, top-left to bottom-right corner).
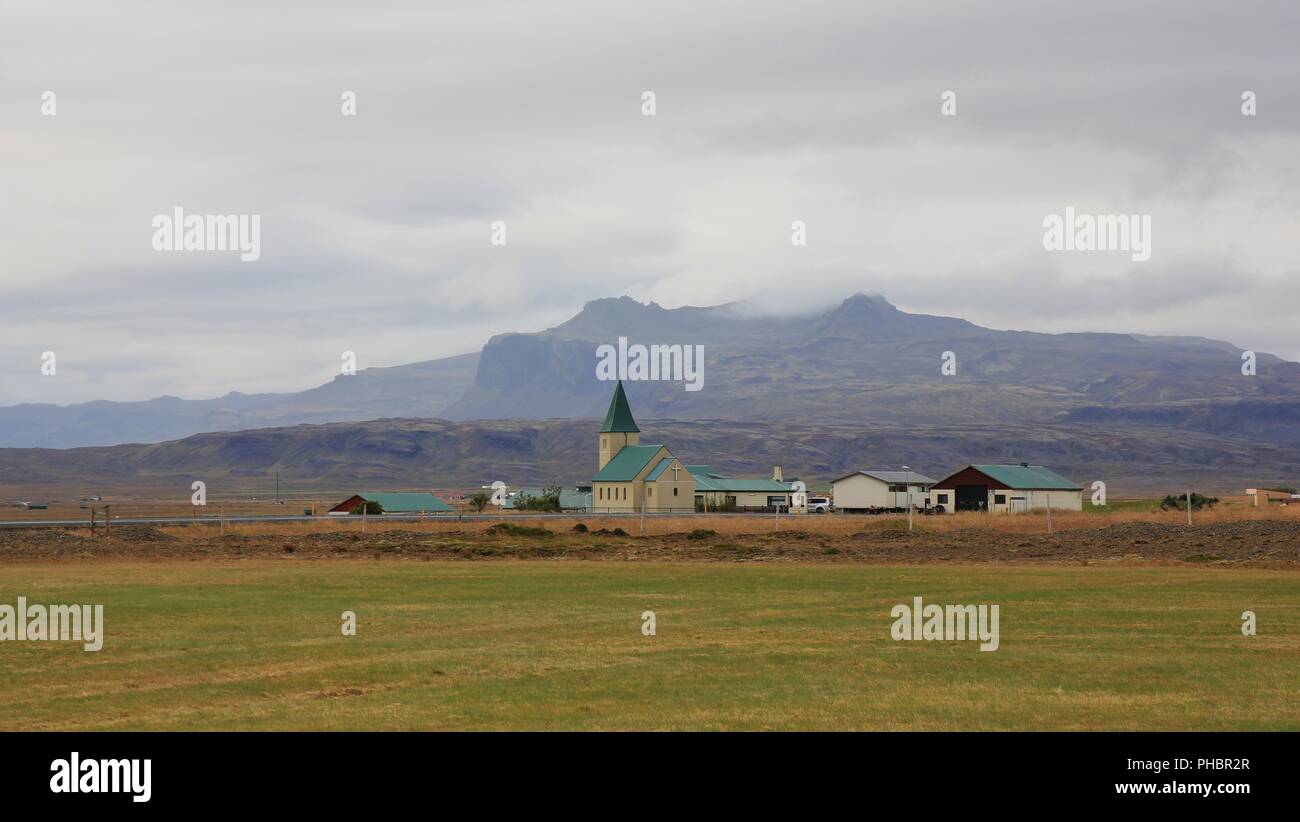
1;0;1297;404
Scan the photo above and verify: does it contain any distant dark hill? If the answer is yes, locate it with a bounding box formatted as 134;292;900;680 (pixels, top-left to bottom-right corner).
2;415;1296;498
0;352;479;448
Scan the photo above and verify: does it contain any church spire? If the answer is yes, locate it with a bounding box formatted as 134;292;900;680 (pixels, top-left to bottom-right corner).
600;380;640;433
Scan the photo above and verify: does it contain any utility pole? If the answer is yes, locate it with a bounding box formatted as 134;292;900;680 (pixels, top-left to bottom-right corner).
902;465;913;532
1046;492;1052;532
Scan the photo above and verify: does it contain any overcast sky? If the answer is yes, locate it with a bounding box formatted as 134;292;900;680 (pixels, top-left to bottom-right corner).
2;0;1297;405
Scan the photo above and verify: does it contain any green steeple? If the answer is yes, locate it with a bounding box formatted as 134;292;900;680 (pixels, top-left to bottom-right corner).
600;380;640;433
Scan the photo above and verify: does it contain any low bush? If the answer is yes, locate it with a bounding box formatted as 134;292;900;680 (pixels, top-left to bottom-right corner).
486;522;552;538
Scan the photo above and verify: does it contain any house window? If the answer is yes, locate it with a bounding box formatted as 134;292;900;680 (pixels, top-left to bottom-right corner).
937;493;949;504
994;494;1006;505
647;487;653;497
602;437;607;448
673;488;678;496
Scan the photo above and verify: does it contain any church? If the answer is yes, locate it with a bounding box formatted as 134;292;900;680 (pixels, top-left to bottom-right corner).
591;381;695;513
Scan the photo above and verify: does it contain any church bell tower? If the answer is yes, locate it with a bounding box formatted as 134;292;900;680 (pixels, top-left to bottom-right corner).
598;380;640;470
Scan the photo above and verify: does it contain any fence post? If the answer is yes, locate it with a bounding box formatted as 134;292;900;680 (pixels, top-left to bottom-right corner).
1186;489;1192;527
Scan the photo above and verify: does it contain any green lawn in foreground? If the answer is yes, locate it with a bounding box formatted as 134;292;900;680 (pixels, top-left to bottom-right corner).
1;560;1297;730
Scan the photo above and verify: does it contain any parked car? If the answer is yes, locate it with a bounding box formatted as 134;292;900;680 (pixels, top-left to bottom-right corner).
807;496;833;513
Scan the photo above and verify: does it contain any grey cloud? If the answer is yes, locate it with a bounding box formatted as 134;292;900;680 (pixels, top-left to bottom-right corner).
0;0;1297;406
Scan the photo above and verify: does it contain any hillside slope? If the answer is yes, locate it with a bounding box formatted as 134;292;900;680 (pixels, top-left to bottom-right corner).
3;415;1295;497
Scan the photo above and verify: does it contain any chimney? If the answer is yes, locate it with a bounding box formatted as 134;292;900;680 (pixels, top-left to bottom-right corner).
773;465;783;482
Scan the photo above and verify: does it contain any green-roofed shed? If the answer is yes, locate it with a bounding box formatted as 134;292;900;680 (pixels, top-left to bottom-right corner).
328;492;452;514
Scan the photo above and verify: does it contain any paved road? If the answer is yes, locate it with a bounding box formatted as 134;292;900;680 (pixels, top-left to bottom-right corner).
0;510;818;529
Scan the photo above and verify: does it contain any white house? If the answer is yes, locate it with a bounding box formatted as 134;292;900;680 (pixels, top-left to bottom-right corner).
830;469;937;513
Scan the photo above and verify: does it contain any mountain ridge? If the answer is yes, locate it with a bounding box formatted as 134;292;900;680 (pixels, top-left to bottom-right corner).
3;294;1298;452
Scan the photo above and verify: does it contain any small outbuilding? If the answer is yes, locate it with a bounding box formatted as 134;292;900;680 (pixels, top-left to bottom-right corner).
1246;488;1299;507
328;492;452;515
929;464;1082;513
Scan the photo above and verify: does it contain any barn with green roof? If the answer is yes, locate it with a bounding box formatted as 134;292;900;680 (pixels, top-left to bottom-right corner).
929;464;1083;513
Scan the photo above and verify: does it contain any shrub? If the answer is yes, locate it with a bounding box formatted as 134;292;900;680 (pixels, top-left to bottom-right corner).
687;529;717;540
1160;492;1219;511
513;485;563;512
486;522;551;538
349;500;384;516
468;492;491;513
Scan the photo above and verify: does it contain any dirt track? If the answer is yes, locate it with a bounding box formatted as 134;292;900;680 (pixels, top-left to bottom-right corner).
2;519;1299;567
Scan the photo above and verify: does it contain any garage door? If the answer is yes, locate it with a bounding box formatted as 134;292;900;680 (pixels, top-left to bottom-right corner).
955;485;987;511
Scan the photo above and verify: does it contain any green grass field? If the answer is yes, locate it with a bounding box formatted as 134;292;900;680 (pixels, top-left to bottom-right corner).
2;560;1298;730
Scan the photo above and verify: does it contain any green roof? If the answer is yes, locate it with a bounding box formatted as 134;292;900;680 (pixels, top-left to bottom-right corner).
593;444;662;482
600;381;640;433
969;465;1081;491
687;467;791;493
360;492;452;512
685;465;722;478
